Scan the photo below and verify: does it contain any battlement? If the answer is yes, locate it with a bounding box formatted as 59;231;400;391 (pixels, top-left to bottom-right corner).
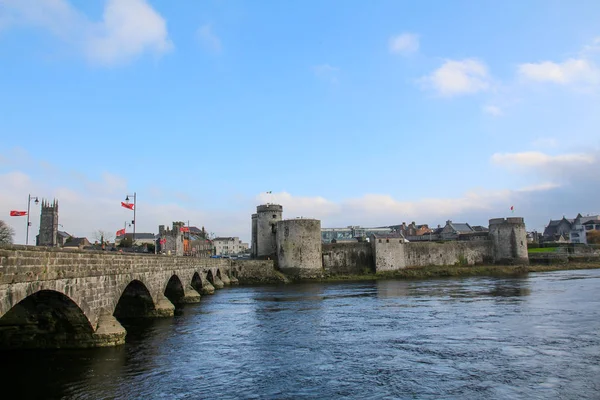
489;217;525;226
257;204;283;213
41;199;58;209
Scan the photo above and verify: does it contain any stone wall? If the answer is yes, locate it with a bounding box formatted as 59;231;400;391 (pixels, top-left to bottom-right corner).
231;260;284;284
372;240;494;272
322;242;374;275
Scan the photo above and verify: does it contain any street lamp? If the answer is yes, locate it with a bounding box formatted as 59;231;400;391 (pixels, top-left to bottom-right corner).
26;194;39;245
124;192;136;244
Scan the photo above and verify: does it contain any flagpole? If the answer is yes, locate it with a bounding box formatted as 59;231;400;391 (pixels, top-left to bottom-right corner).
26;194;31;245
25;194;38;245
133;192;136;244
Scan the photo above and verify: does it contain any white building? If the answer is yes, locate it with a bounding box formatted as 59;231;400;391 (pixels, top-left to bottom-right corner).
213;237;249;256
570;214;600;244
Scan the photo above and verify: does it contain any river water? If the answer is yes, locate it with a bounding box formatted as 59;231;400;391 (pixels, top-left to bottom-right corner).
1;269;599;399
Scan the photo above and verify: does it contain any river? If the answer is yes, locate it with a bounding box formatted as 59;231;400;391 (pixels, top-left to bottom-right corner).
1;269;599;399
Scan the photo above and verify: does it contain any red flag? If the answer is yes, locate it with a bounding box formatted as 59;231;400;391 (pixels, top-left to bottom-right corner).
121;202;134;210
10;210;27;216
180;226;190;232
510;206;514;211
116;228;126;236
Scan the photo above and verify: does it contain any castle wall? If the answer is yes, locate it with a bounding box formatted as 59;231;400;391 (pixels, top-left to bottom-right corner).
276;219;322;278
322;242;374;275
372;240;494;272
256;204;282;258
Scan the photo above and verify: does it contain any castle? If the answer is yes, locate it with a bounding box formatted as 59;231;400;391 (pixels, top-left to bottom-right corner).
251;204;529;278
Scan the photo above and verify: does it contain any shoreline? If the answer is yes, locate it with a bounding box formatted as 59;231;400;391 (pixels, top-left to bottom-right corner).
301;261;600;283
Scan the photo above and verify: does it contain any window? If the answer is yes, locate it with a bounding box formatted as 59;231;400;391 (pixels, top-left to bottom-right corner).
273;215;277;218
386;239;389;243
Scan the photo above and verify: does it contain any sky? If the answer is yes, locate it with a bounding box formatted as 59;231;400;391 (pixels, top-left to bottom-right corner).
1;0;600;245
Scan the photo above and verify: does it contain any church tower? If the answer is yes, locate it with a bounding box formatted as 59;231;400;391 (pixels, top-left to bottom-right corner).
38;199;59;247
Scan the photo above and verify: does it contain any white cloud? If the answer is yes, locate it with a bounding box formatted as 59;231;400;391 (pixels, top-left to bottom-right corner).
582;37;600;56
531;137;558;149
482;105;503;116
312;64;340;84
517;59;600;86
421;59;491;97
389;33;419;55
0;0;172;66
491;151;595;167
196;24;222;53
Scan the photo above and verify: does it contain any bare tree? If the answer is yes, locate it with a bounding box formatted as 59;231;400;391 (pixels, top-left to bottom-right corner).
0;220;15;244
93;229;114;244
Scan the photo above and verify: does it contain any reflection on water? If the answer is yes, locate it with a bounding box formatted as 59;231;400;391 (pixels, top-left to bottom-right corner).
1;269;599;399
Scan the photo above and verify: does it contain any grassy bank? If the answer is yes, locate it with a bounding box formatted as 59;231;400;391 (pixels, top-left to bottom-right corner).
317;261;600;282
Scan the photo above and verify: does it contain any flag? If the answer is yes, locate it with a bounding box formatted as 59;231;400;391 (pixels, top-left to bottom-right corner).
510;206;514;211
180;226;190;232
121;202;134;210
10;210;27;216
116;228;126;236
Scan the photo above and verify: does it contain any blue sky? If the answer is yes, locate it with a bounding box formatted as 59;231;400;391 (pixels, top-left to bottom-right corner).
1;0;600;244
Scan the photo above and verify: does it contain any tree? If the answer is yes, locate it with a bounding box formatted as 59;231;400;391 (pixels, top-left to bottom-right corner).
93;230;114;244
0;220;15;244
118;236;133;248
587;231;600;245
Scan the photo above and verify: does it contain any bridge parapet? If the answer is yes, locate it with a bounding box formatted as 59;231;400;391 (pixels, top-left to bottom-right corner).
0;245;234;349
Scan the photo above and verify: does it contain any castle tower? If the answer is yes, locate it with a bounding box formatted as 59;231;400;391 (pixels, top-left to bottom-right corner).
276;218;323;278
488;217;529;265
38;199;58;247
251;213;258;258
255;204;283;259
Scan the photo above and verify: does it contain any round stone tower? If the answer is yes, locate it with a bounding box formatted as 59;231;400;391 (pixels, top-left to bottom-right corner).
251;213;258;258
488;217;529;265
256;204;283;259
276;218;323;278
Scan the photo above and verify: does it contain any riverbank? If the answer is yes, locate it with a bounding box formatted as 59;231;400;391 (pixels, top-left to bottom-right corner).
310;261;600;282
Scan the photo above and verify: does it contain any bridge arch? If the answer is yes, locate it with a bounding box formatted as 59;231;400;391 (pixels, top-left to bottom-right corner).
113;280;156;320
0;290;94;349
163;275;185;306
191;272;205;293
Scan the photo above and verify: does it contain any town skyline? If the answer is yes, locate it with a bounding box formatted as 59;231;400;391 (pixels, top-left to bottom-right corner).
1;0;599;244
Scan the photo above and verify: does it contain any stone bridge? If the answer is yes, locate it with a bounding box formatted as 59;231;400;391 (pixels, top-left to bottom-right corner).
0;245;241;349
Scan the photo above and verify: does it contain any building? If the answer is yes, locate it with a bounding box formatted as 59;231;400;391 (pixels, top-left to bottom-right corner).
183;226;213;257
115;233;156;246
321;226;392;243
440;220;474;240
389;222;433;237
63;237;91;249
542;214;600;244
37;199;59;247
570;214;600;244
213;237;249;256
543;217;573;242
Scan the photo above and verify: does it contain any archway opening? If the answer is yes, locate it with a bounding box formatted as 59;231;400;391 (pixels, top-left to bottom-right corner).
114;280;155;320
191;272;204;293
216;269;223;280
164;275;185;307
206;270;216;285
0;290;94;349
